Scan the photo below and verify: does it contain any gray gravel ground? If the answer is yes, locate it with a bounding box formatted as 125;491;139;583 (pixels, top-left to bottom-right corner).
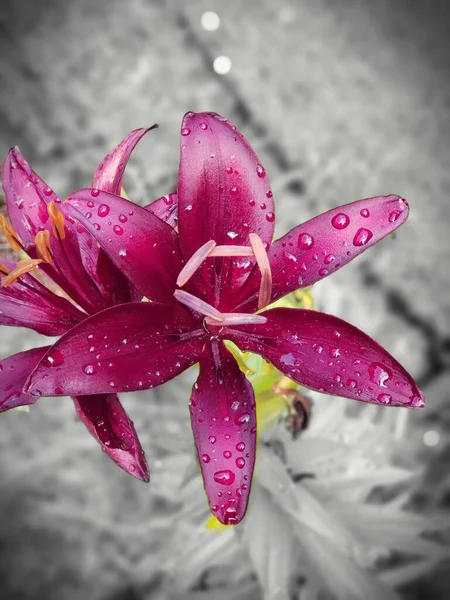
0;0;449;598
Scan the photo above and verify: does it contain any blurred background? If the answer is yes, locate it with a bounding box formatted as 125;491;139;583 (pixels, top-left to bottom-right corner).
0;0;449;598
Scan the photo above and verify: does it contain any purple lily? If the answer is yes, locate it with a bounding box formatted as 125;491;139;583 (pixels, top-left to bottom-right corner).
25;112;424;524
0;127;167;480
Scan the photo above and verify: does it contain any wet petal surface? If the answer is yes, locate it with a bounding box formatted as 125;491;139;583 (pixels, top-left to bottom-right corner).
145;193;178;229
72;393;149;481
25;302;204;397
66;189;182;303
0;346;50;411
226;308;424;408
190;342;256;525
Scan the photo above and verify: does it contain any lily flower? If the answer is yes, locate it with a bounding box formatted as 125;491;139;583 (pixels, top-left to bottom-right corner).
25;112;424;524
0;127;164;480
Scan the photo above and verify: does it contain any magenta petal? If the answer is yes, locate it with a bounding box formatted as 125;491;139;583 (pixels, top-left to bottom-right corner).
145;193;178;228
66;189;182;303
177;112;275;256
2;147;61;248
0;346;50;411
72;393;149;481
92;127;156;195
190;342;256;525
25;302;204;397
226;308;424;408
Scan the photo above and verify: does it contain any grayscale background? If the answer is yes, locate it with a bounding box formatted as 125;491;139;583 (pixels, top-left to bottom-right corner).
0;0;449;598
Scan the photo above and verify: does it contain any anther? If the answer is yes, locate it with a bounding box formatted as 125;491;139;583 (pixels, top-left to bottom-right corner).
35;230;53;263
209;245;254;257
174;289;224;322
47;202;66;239
1;259;43;287
177;240;216;287
205;313;267;326
249;233;272;309
0;215;23;252
0;263;11;276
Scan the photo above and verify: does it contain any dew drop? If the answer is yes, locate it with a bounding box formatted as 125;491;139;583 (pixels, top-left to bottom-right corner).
235;457;245;469
389;210;401;223
230;186;239;195
331;213;350;229
119;248;127;257
181;127;191;136
266;189;273;199
201;454;211;463
226;166;233;174
368;362;391;387
119;214;127;223
236;442;245;452
43;350;64;367
318;268;328;276
347;379;357;388
360;208;370;218
353;228;373;247
235;413;250;425
83;364;96;375
91;188;100;197
378;393;392;404
223;506;238;525
209;435;216;444
113;225;124;235
334;374;342;383
43;186;53;197
256;164;266;178
87;200;94;208
324;254;335;265
297;233;314;250
330;348;341;358
314;345;323;354
200;122;208;130
214;469;235;485
227;231;239;239
266;212;275;222
98;204;110;217
223;450;232;459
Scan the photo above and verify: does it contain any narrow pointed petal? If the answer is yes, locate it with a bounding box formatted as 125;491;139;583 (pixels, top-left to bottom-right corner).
25;302;204;397
190;342;256;525
145;193;178;228
72;394;149;481
0;346;50;411
92;127;156;195
2;148;61;248
0;258;85;335
226;308;424;408
236;195;409;311
66;189;183;303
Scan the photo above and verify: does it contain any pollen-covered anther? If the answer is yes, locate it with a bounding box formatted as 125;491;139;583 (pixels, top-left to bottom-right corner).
1;258;43;287
0;263;11;276
0;214;23;252
205;312;267;326
47;201;66;239
174;289;223;322
176;240;217;287
208;245;254;257
35;230;53;263
249;233;272;310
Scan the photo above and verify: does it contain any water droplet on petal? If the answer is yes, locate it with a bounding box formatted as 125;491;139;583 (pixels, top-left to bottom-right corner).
347;379;357;388
226;166;233;174
119;248;127;257
256;164;266;178
200;122;208;130
389;210;401;223
214;470;235;485
368;363;391;387
236;442;245;452
227;231;239;239
43;186;53;197
181;127;191;136
43;350;64;367
98;204;110;217
318;268;329;276
113;225;123;235
360;208;370;218
230;186;239;195
353;228;373;247
83;364;96;375
223;506;238;525
331;213;350;229
324;254;335;264
209;436;216;444
91;188;100;197
235;457;245;469
223;450;232;459
298;233;314;250
266;212;275;222
235;413;250;425
378;393;392;404
201;454;211;463
119;214;127;223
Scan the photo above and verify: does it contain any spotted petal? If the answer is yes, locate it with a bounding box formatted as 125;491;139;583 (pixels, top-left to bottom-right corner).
0;346;50;411
65;189;182;303
226;308;424;408
190;342;256;525
235;195;409;312
72;393;149;481
25;302;204;397
92;127;156;194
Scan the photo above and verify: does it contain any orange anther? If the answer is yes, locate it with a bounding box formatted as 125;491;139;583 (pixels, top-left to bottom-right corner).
47;202;66;239
0;263;11;276
0;214;23;252
1;259;43;287
249;233;272;309
35;230;53;263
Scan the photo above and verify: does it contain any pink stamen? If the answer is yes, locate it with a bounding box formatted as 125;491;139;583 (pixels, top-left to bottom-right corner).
205;313;267;326
174;289;224;322
249;233;272;309
209;245;254;257
176;240;216;287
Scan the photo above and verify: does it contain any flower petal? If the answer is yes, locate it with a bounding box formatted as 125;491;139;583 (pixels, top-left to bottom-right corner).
92;127;156;194
235;195;409;311
72;393;149;481
190;341;256;525
0;258;85;335
178;113;275;255
25;302;204;397
226;308;424;408
145;193;178;228
65;189;183;303
0;346;50;411
2;147;61;248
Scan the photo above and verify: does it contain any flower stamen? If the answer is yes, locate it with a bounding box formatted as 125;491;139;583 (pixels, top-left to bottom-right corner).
209;245;254;257
174;289;224;322
47;202;66;240
205;312;267;326
35;230;53;263
1;258;43;287
249;233;272;309
176;240;217;287
0;215;24;252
